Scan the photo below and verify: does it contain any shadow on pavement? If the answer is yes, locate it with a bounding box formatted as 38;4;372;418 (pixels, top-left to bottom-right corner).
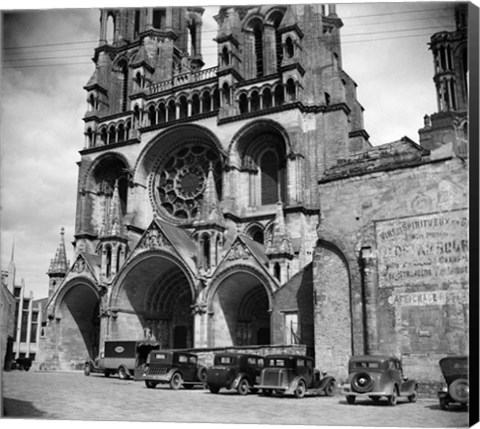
3;398;47;418
424;403;468;412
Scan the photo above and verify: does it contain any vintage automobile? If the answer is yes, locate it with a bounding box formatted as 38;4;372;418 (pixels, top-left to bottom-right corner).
437;356;469;410
142;350;207;389
84;340;160;379
206;353;264;395
342;355;418;406
256;354;336;398
12;357;32;371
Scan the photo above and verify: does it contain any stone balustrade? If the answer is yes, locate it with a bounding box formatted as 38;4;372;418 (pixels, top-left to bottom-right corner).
148;66;218;95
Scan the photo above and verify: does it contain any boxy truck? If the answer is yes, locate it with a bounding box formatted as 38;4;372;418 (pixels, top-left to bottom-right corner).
84;340;160;380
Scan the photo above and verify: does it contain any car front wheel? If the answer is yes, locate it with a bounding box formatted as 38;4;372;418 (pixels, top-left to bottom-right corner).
145;380;157;389
408;385;418;403
439;397;450;410
170;372;183;390
324;380;336;397
118;366;129;380
237;378;250;396
208;385;220;394
84;364;91;376
388;387;398;406
294;380;306;398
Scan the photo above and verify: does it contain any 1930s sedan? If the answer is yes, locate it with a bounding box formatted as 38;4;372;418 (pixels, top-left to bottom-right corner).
256;354;336;398
142;350;207;390
206;353;264;395
342;355;419;406
437;356;469;410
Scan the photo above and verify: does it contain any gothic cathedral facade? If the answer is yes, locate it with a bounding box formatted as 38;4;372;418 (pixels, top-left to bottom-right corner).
39;4;469;382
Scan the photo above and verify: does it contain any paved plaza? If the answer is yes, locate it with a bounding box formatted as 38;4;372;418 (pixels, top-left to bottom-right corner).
1;370;469;427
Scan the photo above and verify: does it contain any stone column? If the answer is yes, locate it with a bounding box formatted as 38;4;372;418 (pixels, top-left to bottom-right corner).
263;24;276;75
100;10;108;45
146;8;153;30
25;299;33;357
361;247;379;355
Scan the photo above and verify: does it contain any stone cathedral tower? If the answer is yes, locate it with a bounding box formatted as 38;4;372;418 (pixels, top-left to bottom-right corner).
40;4;371;371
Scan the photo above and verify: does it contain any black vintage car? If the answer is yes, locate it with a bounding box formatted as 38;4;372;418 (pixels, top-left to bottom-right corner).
206;353;264;395
437;356;469;410
256;354;336;398
142;350;207;390
342;355;418;406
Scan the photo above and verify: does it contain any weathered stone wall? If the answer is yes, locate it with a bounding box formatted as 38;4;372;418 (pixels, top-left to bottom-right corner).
312;243;352;382
271;264;314;353
316;153;468;384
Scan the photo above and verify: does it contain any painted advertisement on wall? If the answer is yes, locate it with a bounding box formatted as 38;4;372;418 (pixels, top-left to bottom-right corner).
375;208;469;356
376;209;469;289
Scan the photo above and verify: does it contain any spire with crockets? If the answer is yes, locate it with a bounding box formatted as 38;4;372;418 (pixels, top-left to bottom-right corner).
47;227;70;276
195;162;224;229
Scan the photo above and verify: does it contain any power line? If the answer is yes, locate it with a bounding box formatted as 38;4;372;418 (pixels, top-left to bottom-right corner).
340;6;454;20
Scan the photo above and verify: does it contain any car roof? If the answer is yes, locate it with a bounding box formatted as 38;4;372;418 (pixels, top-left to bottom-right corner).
265;354;310;360
150;350;196;357
214;352;261;358
349;355;398;363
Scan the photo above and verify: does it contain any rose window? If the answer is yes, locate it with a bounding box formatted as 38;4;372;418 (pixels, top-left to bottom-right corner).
153;144;221;221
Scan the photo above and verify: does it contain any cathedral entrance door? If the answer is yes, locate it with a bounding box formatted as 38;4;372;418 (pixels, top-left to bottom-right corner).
210;271;271;347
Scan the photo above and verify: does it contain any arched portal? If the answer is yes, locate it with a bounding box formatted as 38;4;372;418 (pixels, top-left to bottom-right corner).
113;253;194;349
210;272;271;347
57;281;100;362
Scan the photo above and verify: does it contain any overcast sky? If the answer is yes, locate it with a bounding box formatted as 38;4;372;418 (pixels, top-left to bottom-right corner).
1;1;458;298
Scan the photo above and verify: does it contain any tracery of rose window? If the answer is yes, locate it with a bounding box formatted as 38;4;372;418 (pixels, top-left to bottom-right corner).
152;143;222;222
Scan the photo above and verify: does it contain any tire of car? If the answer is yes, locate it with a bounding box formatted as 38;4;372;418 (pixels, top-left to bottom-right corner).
197;367;207;383
369;396;380;403
439;397;450;410
408;385;418;403
237;378;250;396
263;389;272;396
448;378;469;403
118;366;129;380
170;372;183;390
346;395;356;405
294;380;306;399
84;364;91;376
208;385;220;394
104;371;110;377
351;372;373;393
387;386;398;406
324;380;336;397
145;380;157;389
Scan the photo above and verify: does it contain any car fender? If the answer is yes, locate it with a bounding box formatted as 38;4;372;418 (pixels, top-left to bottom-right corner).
401;379;418;395
318;375;336;391
231;372;248;389
164;367;180;381
285;376;306;395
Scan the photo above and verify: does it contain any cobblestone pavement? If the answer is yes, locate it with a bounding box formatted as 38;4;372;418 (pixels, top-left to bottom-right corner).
2;371;469;427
